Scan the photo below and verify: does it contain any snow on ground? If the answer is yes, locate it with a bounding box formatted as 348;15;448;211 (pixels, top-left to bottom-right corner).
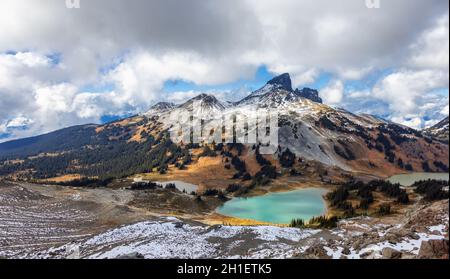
2;182;448;259
322;214;449;259
325;233;446;259
40;217;321;259
205;225;320;242
85;220;215;259
28;210;449;259
428;224;448;235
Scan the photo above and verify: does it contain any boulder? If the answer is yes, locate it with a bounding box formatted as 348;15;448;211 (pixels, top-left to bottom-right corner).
342;247;351;255
418;239;449;259
302;246;331;259
115;252;145;259
381;247;402;259
385;233;400;244
361;251;378;259
410;234;420;240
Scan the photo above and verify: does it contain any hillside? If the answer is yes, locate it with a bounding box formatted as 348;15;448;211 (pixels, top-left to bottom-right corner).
424;117;449;143
0;74;448;183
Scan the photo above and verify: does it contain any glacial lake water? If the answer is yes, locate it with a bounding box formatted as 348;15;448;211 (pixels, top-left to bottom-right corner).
217;188;327;224
387;173;449;186
157;181;198;193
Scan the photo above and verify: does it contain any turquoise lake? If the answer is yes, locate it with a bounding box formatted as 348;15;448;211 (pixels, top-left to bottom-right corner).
217;188;327;224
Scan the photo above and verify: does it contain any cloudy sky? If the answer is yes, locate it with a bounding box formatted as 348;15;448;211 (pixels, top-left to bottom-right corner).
0;0;448;141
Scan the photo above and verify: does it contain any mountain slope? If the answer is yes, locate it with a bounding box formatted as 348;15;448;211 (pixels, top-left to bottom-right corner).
0;74;448;182
424;117;449;143
0;116;188;180
145;102;176;115
0;125;98;159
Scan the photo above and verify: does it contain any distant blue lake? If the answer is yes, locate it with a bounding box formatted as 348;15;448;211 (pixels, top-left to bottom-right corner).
217;188;327;224
387;172;449;186
157;180;198;193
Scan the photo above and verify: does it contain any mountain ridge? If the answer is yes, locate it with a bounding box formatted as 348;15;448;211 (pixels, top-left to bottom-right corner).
0;73;448;182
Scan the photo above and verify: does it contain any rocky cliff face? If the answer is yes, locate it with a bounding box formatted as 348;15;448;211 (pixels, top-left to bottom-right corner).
267;73;293;92
295;88;323;103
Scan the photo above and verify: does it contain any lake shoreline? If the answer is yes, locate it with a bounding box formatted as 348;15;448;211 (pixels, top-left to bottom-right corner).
207;172;450;226
216;187;330;225
115;171;449;227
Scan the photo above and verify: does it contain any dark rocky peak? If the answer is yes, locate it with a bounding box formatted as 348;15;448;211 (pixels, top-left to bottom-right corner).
267;73;293;92
295;88;323;104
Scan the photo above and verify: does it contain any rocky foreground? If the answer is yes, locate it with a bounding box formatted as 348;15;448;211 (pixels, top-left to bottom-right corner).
39;203;450;259
40;216;449;259
0;181;448;259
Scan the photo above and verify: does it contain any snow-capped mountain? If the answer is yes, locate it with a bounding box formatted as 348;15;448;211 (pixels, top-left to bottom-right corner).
149;73;448;174
0;74;448;180
237;73;323;108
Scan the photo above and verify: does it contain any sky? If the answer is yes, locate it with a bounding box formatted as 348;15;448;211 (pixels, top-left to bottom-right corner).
0;0;448;142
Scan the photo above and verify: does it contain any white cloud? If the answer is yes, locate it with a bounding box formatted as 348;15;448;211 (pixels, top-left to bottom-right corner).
104;51;257;109
372;69;448;114
409;14;449;70
6;116;33;128
342;72;448;129
0;124;6;134
336;13;450;129
35;83;78;113
347;90;371;99
320;80;344;105
245;0;447;76
391;116;423;130
441;104;449;116
0;0;448;139
292;69;320;86
336;67;374;80
14;52;50;67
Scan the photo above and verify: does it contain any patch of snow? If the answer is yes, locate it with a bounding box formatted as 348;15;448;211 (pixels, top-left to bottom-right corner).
428;224;447;235
324;246;344;259
41;218;321;259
